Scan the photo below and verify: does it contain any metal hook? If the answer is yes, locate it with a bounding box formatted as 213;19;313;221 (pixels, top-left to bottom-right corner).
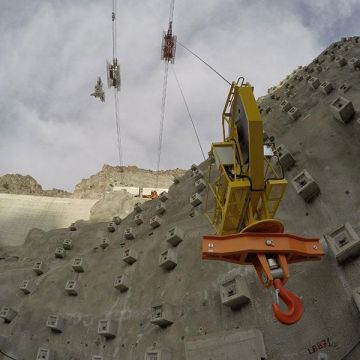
272;279;303;325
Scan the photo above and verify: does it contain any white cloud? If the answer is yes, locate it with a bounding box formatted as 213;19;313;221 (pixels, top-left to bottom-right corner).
0;0;357;190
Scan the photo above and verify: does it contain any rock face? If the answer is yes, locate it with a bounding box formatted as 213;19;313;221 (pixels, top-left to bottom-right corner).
0;174;71;198
72;164;186;199
0;166;186;200
1;37;360;359
0;174;42;195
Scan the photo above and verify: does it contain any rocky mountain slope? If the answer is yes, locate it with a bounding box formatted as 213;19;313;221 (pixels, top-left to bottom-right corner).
72;164;186;199
0;174;71;198
0;165;186;200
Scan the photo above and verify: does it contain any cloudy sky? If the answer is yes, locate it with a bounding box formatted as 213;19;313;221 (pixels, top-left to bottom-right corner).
0;0;359;191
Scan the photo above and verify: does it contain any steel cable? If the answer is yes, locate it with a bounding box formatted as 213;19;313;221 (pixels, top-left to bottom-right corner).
156;61;169;189
177;41;231;85
171;67;205;161
111;0;123;169
112;0;117;60
114;90;123;167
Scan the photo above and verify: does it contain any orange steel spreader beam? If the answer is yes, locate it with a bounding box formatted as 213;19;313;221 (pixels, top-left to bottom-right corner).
203;232;324;288
202;231;324;325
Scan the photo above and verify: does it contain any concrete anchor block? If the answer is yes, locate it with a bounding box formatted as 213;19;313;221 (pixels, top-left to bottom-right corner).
325;223;360;264
190;193;203;207
69;223;77;231
348;57;360;70
193;169;204;181
320;81;333;95
134;202;144;213
276;144;295;170
288;106;301;120
36;348;55;360
335;56;347;67
280;100;292;112
97;319;118;338
166;226;184;247
159;191;169;202
112;216;121;225
150;303;174;327
0;307;17;323
107;221;116;232
156;202;166;215
33;260;46;275
145;348;172;360
65;280;79;296
62;239;73;250
339;83;352;93
114;273;130;292
195;178;206;192
123;248;137;265
159;248;177;270
72;258;85;272
308;77;320;90
100;237;110;249
220;275;251;310
291;169;320;202
55;247;66;259
19;279;35;294
150;216;162;229
46;314;65;333
330;96;355;123
134;214;143;225
124;228;135;240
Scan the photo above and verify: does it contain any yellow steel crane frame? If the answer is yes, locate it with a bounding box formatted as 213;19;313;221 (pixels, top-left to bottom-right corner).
202;80;324;325
205;81;287;236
